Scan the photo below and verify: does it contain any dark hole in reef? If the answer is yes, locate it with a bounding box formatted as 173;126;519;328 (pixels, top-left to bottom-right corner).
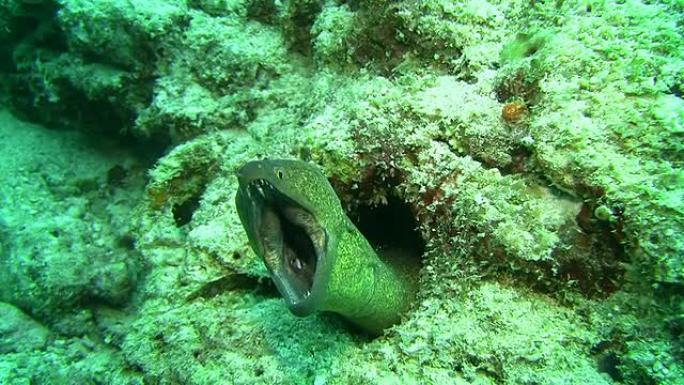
254;366;264;377
173;193;202;227
656;282;684;361
349;195;426;271
597;352;623;382
246;0;278;24
107;165;128;186
118;233;136;250
186;273;279;301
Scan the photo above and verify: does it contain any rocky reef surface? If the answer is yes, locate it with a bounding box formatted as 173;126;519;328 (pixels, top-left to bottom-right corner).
0;0;682;384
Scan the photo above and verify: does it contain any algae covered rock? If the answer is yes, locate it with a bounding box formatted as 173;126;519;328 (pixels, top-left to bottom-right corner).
0;108;144;323
0;0;682;384
0;302;51;353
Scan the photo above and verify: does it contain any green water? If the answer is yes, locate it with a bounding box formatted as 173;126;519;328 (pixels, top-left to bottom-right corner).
0;0;682;384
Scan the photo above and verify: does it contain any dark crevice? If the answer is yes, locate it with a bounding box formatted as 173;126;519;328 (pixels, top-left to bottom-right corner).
186;274;279;301
348;195;425;270
591;340;624;382
246;0;279;24
597;352;623;381
173;191;203;227
283;0;322;56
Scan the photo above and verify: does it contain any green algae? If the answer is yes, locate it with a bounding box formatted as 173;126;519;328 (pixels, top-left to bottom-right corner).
0;0;682;384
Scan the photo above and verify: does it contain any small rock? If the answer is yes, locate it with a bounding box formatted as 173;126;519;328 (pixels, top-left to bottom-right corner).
0;302;51;353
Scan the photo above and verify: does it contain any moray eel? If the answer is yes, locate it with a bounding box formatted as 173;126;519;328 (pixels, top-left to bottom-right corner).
235;159;417;334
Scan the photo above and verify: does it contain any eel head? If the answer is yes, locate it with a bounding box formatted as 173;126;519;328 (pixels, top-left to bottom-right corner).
235;159;341;316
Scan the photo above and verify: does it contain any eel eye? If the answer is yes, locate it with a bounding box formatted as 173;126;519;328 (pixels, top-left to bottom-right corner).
276;169;285;179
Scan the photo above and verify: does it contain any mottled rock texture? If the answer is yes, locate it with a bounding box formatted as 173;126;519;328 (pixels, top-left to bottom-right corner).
0;0;682;384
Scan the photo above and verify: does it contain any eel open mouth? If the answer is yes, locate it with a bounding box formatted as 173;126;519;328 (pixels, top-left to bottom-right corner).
237;178;327;308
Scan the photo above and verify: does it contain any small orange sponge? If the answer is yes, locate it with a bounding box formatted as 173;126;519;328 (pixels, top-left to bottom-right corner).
501;102;529;124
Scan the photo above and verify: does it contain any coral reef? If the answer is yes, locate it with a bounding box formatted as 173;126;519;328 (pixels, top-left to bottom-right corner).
0;0;682;384
0;109;144;323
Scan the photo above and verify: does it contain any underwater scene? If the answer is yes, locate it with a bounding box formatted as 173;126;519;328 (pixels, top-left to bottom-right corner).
0;0;683;384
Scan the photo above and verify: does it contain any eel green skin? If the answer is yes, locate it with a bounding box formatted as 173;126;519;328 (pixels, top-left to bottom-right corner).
235;159;417;335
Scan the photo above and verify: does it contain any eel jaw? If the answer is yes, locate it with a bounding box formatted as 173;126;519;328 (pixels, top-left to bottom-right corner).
236;178;327;314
